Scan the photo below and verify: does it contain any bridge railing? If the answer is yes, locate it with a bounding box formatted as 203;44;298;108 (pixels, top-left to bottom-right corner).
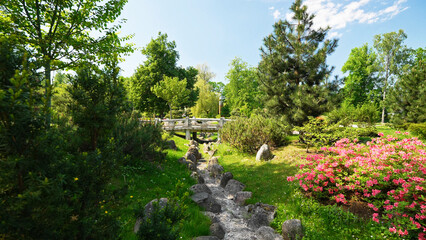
140;117;231;140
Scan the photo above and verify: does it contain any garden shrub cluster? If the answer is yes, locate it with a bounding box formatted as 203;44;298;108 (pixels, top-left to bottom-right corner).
287;133;426;239
0;58;166;239
408;123;426;140
219;115;290;154
296;117;378;152
327;102;380;126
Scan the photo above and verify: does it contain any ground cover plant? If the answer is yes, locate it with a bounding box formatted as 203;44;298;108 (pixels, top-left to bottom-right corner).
288;132;426;239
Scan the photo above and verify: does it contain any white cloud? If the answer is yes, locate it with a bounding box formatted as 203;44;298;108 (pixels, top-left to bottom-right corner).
273;9;281;19
277;0;408;37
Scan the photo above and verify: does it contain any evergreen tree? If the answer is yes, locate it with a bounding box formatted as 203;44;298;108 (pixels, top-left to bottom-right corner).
388;48;425;124
258;0;337;126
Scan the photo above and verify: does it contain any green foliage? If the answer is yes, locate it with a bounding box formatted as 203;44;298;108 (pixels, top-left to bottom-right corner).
68;62;125;150
327;102;380;126
341;44;380;107
130;33;198;116
373;29;408;123
296;117;361;152
152;76;191;119
112;113;166;165
219;115;290;154
223;57;262;117
258;0;338;126
408;123;426;140
191;64;219;118
136;181;189;240
388;47;425;124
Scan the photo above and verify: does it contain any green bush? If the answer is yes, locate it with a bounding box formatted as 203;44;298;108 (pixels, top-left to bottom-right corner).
296;117;359;152
327;102;379;126
219;115;290;154
408;123;426;139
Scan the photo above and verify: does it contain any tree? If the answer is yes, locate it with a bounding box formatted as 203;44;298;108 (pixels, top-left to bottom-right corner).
224;57;262;117
258;0;338;126
151;76;190;119
388;48;425;124
341;44;380;107
130;33;198;116
0;0;133;124
373;29;407;123
191;64;219;117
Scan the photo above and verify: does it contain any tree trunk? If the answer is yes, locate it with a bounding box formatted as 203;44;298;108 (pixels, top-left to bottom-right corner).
169;103;172;119
44;61;52;126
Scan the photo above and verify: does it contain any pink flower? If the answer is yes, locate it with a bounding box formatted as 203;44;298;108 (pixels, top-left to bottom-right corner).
389;227;396;233
372;189;381;196
378;132;384;137
287;176;295;182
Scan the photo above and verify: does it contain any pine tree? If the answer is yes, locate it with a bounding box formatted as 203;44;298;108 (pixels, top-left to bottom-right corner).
258;0;337;126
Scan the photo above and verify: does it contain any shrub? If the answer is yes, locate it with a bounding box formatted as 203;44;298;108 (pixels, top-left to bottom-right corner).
408;123;426;140
219;115;290;154
296;117;359;152
327;102;379;126
287;133;426;239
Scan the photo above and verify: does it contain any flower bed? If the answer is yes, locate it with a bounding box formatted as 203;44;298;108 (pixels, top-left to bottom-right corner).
288;132;425;239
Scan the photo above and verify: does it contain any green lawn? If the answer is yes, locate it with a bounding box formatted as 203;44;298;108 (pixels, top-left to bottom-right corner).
117;135;210;240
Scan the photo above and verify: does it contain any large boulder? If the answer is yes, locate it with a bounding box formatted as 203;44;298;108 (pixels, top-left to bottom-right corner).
248;206;270;229
224;179;245;197
166;140;177;150
256;144;273;161
191;192;221;213
186;145;202;161
256;226;283;240
234;191;252;205
210;223;225;239
207;164;224;178
190;184;212;194
186;152;198;163
219;172;233;188
134;198;169;233
208;157;219;166
281;219;304;240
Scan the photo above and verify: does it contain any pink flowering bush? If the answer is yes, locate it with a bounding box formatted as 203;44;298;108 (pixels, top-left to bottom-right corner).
288;132;426;239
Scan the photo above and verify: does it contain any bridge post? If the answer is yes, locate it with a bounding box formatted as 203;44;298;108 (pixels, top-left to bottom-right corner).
184;117;191;140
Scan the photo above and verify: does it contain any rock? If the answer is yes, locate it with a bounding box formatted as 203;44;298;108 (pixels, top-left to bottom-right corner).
190;184;212;194
208;157;219;166
234;191;252;205
178;157;187;164
187;145;202;160
219;172;233;188
198;175;205;184
208;149;217;157
189;140;199;147
185;160;197;171
248;203;277;223
203;143;211;153
190;172;205;183
224;179;245;196
281;219;303;240
191;192;221;213
248;207;270;229
166;140;177;150
256;226;283;240
256;144;273;161
204;211;219;223
210;223;225;239
186;153;198;163
193;237;220;240
134;198;168;233
207;164;224;178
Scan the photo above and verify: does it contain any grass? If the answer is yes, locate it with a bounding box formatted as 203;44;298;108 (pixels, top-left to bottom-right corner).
117;135;210;240
213;138;403;239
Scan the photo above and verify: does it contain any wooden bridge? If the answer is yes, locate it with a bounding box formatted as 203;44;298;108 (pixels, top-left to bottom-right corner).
142;117;231;140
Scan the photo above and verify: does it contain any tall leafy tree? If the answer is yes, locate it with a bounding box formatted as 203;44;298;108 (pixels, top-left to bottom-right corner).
0;0;133;123
341;44;380;107
258;0;338;125
388;48;425;124
130;33;198;116
224;57;262;117
373;29;407;123
151;76;190;119
191;64;219;117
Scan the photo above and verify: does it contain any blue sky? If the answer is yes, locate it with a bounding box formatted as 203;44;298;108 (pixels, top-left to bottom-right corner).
118;0;425;83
